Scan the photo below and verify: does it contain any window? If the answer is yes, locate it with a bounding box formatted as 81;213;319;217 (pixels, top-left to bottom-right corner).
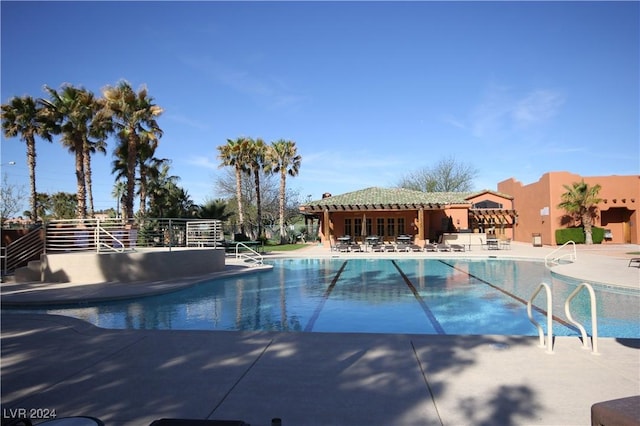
344;218;352;236
354;218;362;237
377;218;385;236
387;218;395;237
473;200;503;209
365;218;372;236
397;218;405;235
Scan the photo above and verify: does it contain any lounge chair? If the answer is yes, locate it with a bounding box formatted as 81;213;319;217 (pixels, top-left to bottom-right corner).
629;258;640;267
451;244;465;252
349;242;363;252
424;243;438;252
437;243;451;252
336;243;351;252
409;244;423;252
382;243;396;252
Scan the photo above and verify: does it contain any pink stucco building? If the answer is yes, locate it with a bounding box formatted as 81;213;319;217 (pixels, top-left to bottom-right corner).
498;172;639;245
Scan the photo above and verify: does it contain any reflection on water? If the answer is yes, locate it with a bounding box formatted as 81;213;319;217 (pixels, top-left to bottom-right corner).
12;258;640;338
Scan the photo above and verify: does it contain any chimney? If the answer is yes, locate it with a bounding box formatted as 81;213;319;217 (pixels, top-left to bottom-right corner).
322;192;332;199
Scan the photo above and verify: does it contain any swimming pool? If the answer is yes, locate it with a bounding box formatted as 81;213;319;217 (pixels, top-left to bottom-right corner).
14;258;640;338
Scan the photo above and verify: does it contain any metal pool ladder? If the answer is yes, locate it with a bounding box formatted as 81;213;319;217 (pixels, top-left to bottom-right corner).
565;283;599;355
528;281;599;355
527;282;554;354
235;242;264;266
544;240;577;267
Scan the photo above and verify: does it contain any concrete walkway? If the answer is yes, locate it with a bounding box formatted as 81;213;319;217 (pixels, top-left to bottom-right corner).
1;243;639;425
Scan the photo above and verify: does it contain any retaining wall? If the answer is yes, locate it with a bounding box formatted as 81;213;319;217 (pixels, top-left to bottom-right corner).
40;248;225;284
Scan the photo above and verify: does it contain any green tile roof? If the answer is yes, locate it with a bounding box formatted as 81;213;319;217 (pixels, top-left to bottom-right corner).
301;187;474;211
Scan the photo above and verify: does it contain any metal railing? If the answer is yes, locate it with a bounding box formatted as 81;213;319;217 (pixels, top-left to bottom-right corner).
544;240;577;267
234;242;263;266
3;225;44;274
44;218;223;253
565;283;599;355
527;282;554;354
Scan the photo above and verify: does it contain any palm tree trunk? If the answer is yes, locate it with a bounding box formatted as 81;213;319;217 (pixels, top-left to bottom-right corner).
254;169;262;239
583;213;594;244
126;133;137;220
279;169;286;244
235;166;244;235
26;138;38;222
83;147;94;217
74;141;87;219
139;165;147;216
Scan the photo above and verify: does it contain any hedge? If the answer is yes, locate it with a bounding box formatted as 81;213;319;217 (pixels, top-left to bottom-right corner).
555;227;604;245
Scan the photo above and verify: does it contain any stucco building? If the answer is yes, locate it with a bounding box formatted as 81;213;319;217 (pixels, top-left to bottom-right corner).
300;187;515;247
300;172;639;247
498;172;639;245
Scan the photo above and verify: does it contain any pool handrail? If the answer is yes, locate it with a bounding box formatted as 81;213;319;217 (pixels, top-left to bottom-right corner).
564;282;599;355
527;282;554;354
95;225;126;253
235;242;263;266
545;240;577;267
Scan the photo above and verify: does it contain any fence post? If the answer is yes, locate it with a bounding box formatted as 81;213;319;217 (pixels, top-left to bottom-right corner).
169;219;173;252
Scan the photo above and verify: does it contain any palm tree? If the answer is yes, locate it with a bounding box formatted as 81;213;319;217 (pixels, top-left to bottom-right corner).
245;138;267;239
100;81;163;220
147;163;181;218
558;180;602;244
40;84;102;219
85;98;111;217
111;180;126;219
265;139;301;244
137;134;165;217
199;198;232;221
217;137;251;236
1;95;53;222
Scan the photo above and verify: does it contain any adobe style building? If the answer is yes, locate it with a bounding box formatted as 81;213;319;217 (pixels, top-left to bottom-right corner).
300;172;639;247
299;187;516;246
498;172;639;245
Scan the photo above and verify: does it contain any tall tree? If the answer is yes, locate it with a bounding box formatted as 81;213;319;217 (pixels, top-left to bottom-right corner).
85;98;110;217
100;81;163;220
558;180;602;245
0;173;26;226
1;95;53;222
40;84;102;219
265;139;301;244
397;156;478;192
136;133;165;216
111;180;126;219
217;137;251;235
245;138;267;239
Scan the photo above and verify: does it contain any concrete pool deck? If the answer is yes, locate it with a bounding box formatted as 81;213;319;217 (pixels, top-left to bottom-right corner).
1;242;639;425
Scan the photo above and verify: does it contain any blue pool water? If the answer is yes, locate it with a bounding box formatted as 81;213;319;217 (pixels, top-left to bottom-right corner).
13;258;640;338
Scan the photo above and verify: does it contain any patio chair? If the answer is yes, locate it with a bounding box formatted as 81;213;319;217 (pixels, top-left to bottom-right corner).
409;243;424;252
451;244;465;252
437;243;451;252
499;238;512;250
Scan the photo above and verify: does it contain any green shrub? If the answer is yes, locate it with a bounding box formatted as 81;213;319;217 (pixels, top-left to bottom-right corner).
556;227;584;244
556;226;604;245
591;226;604;244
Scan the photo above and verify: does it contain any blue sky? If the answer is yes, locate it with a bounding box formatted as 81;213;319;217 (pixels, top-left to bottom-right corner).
2;1;638;214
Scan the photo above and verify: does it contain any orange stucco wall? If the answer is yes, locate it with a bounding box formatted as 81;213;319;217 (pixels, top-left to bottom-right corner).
498;172;639;245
